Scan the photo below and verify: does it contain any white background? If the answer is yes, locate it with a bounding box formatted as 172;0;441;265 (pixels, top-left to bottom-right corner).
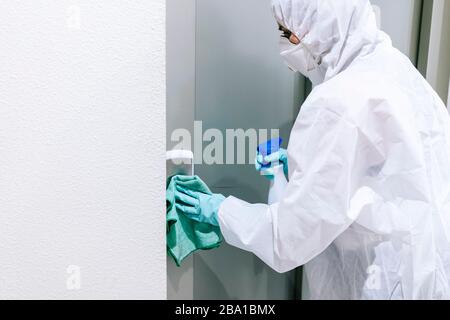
0;1;166;299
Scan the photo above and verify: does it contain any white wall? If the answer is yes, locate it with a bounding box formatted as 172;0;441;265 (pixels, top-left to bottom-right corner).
0;1;166;299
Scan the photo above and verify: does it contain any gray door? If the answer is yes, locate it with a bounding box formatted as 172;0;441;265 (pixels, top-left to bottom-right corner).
194;0;303;300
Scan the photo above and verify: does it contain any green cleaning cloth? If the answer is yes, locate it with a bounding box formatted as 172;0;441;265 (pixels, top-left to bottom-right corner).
166;175;222;266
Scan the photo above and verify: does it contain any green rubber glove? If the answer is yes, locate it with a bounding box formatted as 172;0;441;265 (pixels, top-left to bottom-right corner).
175;184;225;227
255;148;289;179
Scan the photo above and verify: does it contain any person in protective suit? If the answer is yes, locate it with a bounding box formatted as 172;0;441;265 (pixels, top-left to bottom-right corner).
174;0;450;300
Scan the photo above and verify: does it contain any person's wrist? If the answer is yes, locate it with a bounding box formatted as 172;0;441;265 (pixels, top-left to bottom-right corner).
214;193;226;202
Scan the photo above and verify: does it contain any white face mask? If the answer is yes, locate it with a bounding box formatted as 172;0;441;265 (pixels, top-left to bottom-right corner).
279;37;325;86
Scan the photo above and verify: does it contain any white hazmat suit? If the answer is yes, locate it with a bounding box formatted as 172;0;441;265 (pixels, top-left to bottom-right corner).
217;0;450;300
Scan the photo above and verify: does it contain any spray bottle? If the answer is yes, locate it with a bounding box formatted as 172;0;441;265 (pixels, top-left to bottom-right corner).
257;138;288;205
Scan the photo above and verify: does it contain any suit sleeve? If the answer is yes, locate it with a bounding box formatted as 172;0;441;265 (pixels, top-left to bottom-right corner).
218;108;383;273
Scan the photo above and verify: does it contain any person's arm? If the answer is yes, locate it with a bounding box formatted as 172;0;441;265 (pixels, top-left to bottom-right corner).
218;107;383;273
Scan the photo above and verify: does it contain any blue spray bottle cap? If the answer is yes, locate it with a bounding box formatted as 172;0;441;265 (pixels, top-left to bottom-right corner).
257;138;283;169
